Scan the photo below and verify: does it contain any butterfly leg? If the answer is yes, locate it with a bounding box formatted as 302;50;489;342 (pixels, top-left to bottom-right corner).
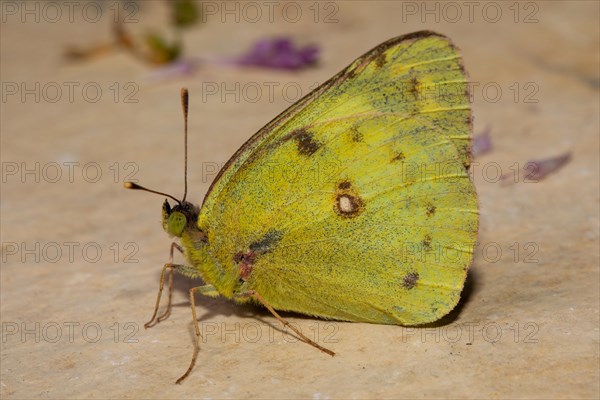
145;243;184;329
156;243;185;323
176;285;218;384
237;290;336;357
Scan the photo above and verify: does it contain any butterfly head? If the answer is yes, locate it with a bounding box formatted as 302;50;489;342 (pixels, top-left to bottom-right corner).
162;199;199;238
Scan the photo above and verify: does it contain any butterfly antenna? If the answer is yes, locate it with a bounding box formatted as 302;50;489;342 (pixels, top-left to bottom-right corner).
123;182;181;204
124;89;190;205
181;88;189;202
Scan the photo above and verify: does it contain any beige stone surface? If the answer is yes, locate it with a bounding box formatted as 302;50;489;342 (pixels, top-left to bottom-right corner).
1;1;599;398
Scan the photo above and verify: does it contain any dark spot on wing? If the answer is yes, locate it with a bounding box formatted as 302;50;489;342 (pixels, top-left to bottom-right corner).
374;52;387;68
423;234;432;251
278;128;321;157
402;272;419;289
335;194;364;218
334;181;364;218
338;181;351;190
234;251;256;281
409;75;420;98
391;152;405;162
426;203;436;217
293;129;321;156
235;229;284;281
350;126;363;142
249;229;284;254
406;70;421;116
233;252;244;263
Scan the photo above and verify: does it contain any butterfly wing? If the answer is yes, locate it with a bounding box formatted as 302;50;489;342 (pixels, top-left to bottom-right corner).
197;31;478;325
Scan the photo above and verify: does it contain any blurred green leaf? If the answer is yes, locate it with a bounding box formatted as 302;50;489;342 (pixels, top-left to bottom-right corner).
171;0;200;28
145;33;181;64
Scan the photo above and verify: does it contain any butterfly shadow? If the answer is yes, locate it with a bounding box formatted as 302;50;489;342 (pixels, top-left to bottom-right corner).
163;273;323;343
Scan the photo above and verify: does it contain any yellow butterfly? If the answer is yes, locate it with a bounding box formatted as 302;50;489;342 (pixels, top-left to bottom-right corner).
126;30;478;383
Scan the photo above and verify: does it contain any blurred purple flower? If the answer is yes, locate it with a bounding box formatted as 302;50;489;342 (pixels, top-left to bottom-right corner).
233;38;319;71
147;37;320;80
524;152;571;181
500;152;571;184
472;126;493;157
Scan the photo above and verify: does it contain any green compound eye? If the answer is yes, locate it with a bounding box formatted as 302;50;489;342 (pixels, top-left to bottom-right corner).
167;212;187;237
